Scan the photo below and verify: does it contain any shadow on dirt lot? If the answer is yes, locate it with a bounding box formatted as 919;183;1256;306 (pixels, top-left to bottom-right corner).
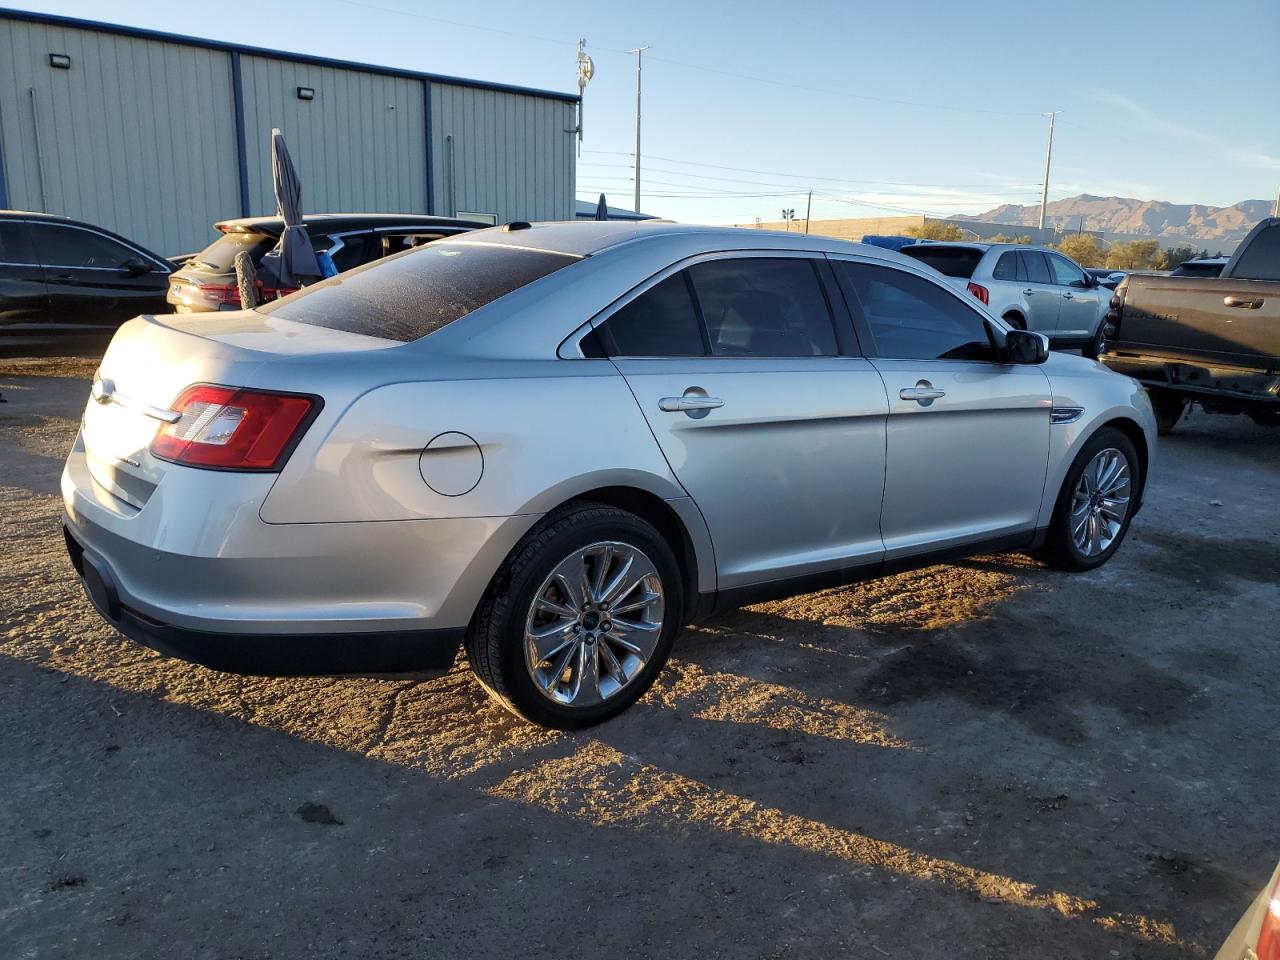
2;359;1276;959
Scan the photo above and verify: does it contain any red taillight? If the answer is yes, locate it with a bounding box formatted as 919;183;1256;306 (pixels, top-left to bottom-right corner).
1257;872;1280;960
966;282;990;305
150;385;318;471
194;283;298;307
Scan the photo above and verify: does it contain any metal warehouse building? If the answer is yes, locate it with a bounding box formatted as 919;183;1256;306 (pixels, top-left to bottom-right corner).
0;9;579;256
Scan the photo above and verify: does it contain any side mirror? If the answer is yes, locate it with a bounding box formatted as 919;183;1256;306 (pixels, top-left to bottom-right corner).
122;257;151;276
1005;329;1049;364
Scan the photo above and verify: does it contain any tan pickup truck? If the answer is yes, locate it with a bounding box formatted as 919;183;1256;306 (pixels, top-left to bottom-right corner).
1100;216;1279;433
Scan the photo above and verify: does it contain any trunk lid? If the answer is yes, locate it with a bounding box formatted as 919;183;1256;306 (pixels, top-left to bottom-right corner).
81;311;396;507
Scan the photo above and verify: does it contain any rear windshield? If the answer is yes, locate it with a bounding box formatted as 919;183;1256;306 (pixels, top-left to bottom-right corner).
188;232;273;272
899;246;985;278
1228;226;1280;281
258;242;580;342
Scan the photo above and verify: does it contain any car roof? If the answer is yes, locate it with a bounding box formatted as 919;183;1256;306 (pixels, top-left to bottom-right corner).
213;213;485;236
903;241;993;252
437;219;930;265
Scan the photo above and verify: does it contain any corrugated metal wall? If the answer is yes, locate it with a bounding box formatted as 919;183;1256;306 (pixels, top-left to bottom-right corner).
0;18;241;256
431;84;576;223
0;13;577;257
240;57;428;218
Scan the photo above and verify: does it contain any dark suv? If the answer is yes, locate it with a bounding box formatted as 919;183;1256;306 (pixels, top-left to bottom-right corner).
1;211;174;328
167;213;482;312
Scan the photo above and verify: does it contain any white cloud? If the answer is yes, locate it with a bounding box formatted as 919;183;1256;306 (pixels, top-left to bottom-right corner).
1091;91;1280;172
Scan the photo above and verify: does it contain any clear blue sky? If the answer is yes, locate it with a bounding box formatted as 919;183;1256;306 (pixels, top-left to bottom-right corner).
17;0;1280;223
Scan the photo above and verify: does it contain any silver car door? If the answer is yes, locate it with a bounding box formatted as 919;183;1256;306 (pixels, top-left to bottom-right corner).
831;256;1052;559
1047;252;1103;338
1016;250;1063;335
596;253;888;590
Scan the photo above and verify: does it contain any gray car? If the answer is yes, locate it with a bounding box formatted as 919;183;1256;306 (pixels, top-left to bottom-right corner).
901;242;1110;352
62;222;1157;728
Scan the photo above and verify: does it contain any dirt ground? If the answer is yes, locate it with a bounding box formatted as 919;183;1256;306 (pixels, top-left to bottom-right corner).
2;353;1276;959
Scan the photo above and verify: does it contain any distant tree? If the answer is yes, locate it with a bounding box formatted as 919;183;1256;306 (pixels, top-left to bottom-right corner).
989;233;1034;245
906;221;967;241
1105;239;1163;271
1160;245;1197;270
1054;234;1105;267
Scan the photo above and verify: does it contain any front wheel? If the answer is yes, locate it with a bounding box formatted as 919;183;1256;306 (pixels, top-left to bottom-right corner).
465;503;682;729
1035;428;1140;572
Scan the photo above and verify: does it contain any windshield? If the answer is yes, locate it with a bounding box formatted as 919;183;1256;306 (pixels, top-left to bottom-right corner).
900;246;985;278
257;241;581;342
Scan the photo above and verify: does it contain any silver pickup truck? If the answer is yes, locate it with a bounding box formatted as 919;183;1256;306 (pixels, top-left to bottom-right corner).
1100;216;1280;433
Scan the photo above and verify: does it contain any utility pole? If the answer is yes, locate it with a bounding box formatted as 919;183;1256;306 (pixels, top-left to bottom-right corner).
781;208;796;231
804;191;812;234
1038;111;1057;233
1273;184;1279;218
630;46;649;214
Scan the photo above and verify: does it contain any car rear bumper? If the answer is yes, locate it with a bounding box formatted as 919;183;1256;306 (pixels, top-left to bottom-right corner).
63;524;463;677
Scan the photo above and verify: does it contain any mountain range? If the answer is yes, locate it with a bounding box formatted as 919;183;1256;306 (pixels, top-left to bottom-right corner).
961;195;1271;245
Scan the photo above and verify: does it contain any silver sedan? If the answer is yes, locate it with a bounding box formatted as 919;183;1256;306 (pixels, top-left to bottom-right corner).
62;222;1157;728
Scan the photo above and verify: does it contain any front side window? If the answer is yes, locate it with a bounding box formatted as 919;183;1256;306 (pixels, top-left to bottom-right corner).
1048;253;1088;287
596;273;705;357
687;258;838;357
29;224;139;269
259;242;580;342
1018;250;1053;284
836;261;994;362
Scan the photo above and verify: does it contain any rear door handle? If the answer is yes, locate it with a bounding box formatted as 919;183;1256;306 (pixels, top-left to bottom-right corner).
1224;295;1264;309
899;381;946;405
1023;288;1035;295
659;395;724;414
1062;292;1074;299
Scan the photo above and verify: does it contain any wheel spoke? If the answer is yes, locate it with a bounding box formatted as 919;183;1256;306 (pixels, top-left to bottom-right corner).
543;642;578;694
588;544;614;604
534;595;577;620
553;572;586;611
530;627;577;664
1099;498;1128;523
598;638;629;685
574;641;602;706
599;554;637;606
610;590;661;617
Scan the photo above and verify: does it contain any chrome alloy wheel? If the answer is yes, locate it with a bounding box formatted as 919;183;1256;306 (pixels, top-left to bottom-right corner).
1070;448;1131;558
524;541;666;708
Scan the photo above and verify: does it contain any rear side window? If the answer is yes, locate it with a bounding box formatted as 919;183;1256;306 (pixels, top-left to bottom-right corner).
189;232;273;272
259;242;579;342
993;252;1022;281
29;223;138;269
1230;225;1280;281
1048;253;1087;286
835;261;994;362
688;258;838;357
900;246;985;278
598;273;705;357
0;221;36;265
1018;250;1052;284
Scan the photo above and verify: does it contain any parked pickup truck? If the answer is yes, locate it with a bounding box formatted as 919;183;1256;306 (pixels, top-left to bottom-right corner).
1100;216;1279;433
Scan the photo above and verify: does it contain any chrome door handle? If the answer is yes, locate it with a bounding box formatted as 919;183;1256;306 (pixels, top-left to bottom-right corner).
659;396;725;412
899;381;946;405
1062;292;1074;299
1224;295;1264;309
1023;288;1035;295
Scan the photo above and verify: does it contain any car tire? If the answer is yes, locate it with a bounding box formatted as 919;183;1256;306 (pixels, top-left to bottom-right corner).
465;502;683;729
1034;427;1140;572
1248;409;1280;427
1148;389;1186;435
1081;321;1106;360
1003;312;1027;330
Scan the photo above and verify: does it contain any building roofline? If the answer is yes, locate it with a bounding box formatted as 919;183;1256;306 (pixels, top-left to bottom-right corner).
0;6;581;104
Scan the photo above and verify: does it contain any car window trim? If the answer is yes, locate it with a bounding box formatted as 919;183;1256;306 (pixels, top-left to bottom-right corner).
25;220;172;273
582;249;859;361
825;252;1005;364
